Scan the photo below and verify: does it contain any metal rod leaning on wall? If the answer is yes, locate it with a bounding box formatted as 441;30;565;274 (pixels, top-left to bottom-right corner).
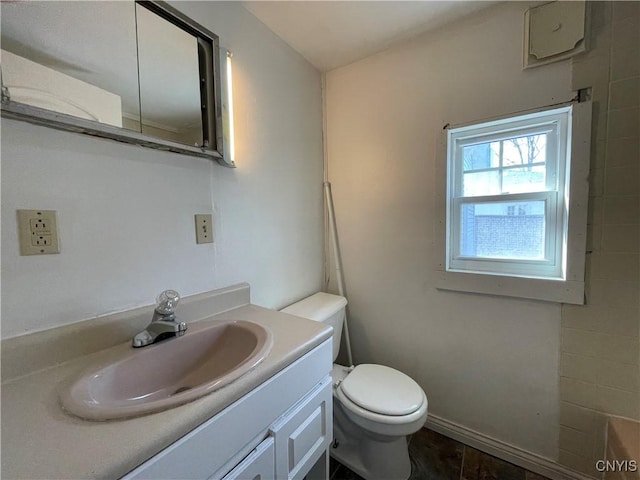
324;181;354;368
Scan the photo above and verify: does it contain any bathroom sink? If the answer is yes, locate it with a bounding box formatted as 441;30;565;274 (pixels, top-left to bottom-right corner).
60;320;273;421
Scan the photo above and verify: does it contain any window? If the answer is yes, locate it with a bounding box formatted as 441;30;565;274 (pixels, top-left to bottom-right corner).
438;103;591;304
447;106;571;279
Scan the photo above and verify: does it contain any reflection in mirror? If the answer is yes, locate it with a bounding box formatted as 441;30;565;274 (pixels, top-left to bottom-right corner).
0;1;230;165
0;1;140;130
132;3;204;147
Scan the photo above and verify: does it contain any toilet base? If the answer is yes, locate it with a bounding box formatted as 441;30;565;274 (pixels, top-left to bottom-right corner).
330;401;412;480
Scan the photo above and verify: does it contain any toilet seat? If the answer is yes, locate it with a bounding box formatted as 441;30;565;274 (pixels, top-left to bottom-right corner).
334;364;428;432
340;364;424;416
335;388;427;440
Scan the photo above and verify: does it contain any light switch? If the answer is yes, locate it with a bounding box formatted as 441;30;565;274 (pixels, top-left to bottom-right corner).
195;214;213;244
17;209;60;255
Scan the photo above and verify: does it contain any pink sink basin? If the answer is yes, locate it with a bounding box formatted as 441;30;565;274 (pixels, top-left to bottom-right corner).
60;320;273;421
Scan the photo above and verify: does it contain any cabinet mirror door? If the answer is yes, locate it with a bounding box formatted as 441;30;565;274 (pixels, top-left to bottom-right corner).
1;1;140;130
1;1;229;165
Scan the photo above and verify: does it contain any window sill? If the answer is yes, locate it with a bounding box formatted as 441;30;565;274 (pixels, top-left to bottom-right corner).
436;270;585;304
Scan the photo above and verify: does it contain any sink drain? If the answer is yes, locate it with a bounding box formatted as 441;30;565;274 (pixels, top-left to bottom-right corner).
173;386;192;395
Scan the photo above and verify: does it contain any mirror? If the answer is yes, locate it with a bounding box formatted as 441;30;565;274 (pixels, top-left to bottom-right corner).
1;1;139;129
0;1;231;166
135;3;203;146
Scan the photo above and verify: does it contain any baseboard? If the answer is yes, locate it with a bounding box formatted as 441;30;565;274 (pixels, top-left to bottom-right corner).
425;414;596;480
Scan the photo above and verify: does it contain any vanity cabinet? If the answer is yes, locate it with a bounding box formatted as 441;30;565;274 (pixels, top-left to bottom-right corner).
122;339;332;480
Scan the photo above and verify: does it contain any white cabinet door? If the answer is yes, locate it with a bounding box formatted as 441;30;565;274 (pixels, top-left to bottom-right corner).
270;377;332;480
219;437;275;480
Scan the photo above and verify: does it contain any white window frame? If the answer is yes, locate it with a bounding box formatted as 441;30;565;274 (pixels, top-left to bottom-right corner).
435;102;592;304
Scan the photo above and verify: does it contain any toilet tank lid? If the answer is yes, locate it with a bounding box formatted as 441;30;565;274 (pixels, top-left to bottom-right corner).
281;292;347;322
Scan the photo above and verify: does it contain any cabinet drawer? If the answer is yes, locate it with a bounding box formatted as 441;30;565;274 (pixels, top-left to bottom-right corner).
219;437;275;480
270;377;332;480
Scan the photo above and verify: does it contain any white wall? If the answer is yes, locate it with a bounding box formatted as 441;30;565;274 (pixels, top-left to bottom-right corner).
1;2;324;338
325;2;572;459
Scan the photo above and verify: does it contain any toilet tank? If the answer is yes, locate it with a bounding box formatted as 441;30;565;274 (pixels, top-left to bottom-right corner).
281;292;347;362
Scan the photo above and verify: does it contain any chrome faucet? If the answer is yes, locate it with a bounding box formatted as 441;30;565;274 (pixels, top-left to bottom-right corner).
132;290;187;348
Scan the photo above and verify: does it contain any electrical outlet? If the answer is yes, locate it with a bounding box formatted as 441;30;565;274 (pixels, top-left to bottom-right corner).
33;235;53;246
17;209;60;255
30;217;50;232
194;214;213;244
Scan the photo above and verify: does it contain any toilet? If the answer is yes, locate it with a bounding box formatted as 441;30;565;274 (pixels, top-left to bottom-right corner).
281;292;428;480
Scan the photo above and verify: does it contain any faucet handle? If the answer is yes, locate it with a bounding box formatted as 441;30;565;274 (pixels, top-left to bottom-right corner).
155;289;180;315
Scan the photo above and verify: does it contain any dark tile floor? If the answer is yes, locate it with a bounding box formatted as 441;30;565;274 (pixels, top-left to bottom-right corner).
329;428;551;480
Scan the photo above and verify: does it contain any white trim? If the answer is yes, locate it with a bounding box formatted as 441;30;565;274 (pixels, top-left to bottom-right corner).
564;101;591;283
450;107;572;136
435;270;585;304
426;414;595;480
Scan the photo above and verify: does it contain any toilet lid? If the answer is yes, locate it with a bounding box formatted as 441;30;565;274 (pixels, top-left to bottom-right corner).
339;364;424;416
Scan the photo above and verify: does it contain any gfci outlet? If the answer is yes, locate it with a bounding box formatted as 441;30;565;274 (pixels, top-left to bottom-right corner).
195;214;213;244
17;209;60;255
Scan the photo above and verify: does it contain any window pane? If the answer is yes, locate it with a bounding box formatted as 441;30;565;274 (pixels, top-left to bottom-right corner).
460;200;546;259
502;165;546;193
462;142;500;171
463;170;500;196
502;134;546;167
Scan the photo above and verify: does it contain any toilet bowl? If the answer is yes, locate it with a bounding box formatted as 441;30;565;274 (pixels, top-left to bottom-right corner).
281;293;428;480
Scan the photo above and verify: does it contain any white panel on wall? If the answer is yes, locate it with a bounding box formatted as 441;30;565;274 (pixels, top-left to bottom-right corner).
524;1;587;69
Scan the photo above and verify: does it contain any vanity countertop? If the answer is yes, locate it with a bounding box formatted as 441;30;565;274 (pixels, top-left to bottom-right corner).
1;302;332;480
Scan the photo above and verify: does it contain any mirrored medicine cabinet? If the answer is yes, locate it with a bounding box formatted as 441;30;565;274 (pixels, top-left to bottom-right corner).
0;1;234;167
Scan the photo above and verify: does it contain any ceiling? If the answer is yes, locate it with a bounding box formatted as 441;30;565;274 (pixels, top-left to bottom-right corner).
243;1;499;72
